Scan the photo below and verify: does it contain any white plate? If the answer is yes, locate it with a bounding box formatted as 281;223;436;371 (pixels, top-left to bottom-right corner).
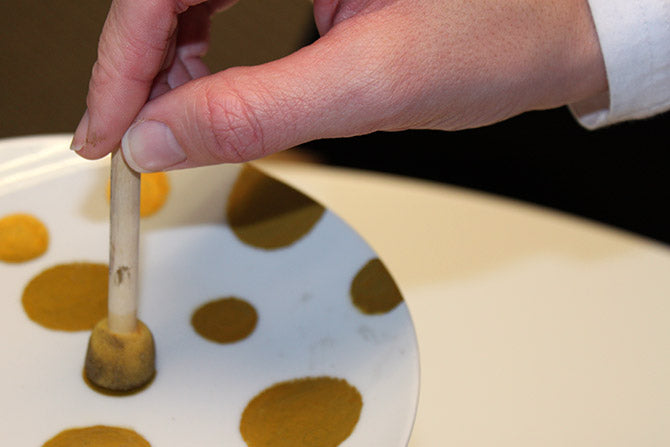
254;158;670;447
0;135;419;446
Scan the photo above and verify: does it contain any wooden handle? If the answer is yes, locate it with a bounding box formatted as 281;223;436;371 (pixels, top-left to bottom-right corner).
107;149;141;333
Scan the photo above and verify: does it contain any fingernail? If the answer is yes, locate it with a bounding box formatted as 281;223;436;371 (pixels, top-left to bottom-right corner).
70;110;89;151
121;120;186;172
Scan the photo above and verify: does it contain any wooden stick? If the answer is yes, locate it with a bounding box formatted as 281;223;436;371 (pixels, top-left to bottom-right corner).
107;149;141;334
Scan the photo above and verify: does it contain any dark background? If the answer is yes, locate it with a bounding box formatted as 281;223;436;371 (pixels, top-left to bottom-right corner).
305;108;670;245
2;0;668;245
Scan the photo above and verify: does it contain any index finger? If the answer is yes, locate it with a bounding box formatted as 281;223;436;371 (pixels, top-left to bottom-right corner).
71;0;209;159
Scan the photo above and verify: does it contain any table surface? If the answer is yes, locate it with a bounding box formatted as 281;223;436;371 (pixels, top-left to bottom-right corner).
257;158;670;446
2;135;669;446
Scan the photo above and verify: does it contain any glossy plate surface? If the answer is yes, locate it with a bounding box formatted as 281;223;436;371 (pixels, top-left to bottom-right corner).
0;135;419;446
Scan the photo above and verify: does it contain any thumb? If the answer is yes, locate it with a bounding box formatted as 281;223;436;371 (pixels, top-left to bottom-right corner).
121;19;404;172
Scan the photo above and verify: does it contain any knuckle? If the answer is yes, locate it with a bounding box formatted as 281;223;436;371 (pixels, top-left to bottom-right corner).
88;47;155;100
89;59;116;98
199;84;266;163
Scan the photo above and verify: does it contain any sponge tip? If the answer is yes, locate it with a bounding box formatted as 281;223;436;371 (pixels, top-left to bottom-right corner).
84;318;156;391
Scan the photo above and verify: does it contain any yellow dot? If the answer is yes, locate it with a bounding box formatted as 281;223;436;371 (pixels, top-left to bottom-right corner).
191;297;258;343
42;425;150;447
22;262;108;331
240;376;363;447
227;165;324;249
139;172;170;217
0;213;48;262
106;172;170;217
350;258;404;314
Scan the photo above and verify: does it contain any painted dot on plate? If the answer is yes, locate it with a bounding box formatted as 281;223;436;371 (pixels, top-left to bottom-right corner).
22;262;108;331
191;297;258;343
240;376;363;447
106;171;170;217
41;425;150;447
0;213;49;262
350;258;403;315
227;165;325;249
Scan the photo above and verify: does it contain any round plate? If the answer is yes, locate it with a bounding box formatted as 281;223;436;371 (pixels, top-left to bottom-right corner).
0;135;419;446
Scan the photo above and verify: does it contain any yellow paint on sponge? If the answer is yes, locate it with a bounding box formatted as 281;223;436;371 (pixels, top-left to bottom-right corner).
84;318;156;391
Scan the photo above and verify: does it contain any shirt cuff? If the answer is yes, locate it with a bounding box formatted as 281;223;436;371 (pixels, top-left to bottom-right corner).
570;0;670;129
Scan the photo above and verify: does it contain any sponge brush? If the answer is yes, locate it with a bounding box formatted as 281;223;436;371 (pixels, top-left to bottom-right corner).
85;318;155;391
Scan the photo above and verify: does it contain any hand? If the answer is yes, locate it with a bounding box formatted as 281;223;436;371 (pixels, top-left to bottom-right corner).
71;0;607;172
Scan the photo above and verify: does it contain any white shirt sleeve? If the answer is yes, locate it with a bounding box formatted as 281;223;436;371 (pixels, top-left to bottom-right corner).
570;0;670;129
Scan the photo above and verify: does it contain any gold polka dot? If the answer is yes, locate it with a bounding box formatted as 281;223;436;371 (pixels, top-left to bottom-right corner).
0;213;48;262
191;297;258;343
350;258;403;314
106;172;170;217
22;263;108;331
139;172;170;217
227;165;324;249
42;425;150;447
240;376;362;447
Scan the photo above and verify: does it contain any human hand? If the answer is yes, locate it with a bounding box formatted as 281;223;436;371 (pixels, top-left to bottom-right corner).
71;0;607;172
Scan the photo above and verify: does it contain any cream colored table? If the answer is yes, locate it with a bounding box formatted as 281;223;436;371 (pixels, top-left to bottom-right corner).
258;159;670;446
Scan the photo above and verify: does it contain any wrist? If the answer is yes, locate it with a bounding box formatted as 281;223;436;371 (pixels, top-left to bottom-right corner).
525;0;608;112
